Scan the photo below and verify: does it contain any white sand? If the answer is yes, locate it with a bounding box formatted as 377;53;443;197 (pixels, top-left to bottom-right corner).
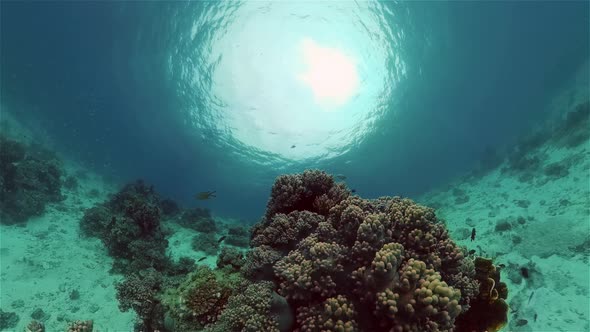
0;162;137;331
420;140;589;332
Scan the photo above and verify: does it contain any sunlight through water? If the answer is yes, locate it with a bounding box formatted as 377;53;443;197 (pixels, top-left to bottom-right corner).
172;1;407;163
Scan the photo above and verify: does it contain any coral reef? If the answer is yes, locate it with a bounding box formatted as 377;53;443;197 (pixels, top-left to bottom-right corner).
179;208;217;233
205;281;292;332
80;180;169;274
0;135;64;224
65;320;94;332
454;258;508;332
25;320;45;332
115;268;165;331
243;170;496;331
225;225;250;247
217;247;245;271
161;266;241;331
160;198;181;217
192;232;220;255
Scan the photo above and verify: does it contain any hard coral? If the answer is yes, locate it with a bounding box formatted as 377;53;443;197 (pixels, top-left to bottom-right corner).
245;170;498;331
205;281;287;332
0;136;63;224
162;266;240;330
115;268;165;330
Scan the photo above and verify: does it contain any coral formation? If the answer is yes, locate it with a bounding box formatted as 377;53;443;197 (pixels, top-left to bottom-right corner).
161;266;241;331
65;320;93;332
225;225;250;247
217;247;245;271
192;232;220;255
0;309;19;330
243;170;495;331
179;207;217;233
454;258;508;332
25;320;45;332
0;136;64;224
115;268;165;330
80;180;169;274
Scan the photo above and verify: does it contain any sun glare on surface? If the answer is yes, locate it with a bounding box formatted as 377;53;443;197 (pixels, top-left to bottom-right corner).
187;1;401;161
298;38;360;110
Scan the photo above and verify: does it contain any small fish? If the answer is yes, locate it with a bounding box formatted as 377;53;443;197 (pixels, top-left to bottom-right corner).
471;228;476;241
217;236;226;243
291;145;296;148
528;291;535;304
197;257;207;262
510;308;519;314
335;174;347;181
498;263;506;269
534;313;538;322
515;319;528;327
196;191;216;200
521;267;529;279
468;249;476;255
351;189;356;193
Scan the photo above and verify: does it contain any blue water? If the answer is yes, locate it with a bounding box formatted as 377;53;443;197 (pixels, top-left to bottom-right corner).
1;1;588;220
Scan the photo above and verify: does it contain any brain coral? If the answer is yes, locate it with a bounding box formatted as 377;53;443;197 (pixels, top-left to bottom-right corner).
246;170;496;331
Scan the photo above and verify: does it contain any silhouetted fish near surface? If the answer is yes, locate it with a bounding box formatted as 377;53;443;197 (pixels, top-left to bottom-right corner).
351;189;356;193
196;191;216;200
291;145;296;148
217;236;226;243
471;228;476;241
197;257;207;262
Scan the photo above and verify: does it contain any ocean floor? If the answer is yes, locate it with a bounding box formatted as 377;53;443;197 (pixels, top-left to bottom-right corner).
420;135;590;331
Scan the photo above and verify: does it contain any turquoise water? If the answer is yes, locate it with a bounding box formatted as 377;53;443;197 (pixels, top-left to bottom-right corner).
0;1;588;331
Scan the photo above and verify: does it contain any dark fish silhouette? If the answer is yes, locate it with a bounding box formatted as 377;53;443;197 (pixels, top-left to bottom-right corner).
351;189;356;193
521;267;529;278
468;249;476;255
291;145;296;148
471;228;476;241
197;257;207;262
217;236;226;243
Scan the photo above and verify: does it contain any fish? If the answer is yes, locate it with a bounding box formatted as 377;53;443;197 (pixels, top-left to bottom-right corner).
217;236;226;243
196;191;216;200
528;291;535;304
351;189;356;193
515;319;528;327
291;145;296;148
498;263;506;269
521;267;529;279
534;313;538;322
468;249;476;255
197;257;207;262
471;228;476;241
334;174;347;181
